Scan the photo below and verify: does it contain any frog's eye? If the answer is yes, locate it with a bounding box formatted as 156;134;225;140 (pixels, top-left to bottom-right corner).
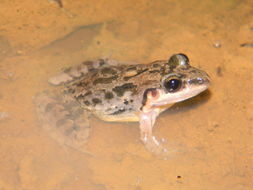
168;53;189;68
163;78;182;93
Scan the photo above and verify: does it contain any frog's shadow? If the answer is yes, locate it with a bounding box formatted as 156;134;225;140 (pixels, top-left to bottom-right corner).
162;89;212;116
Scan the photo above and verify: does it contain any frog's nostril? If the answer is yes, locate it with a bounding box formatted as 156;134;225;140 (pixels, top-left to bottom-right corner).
197;78;205;84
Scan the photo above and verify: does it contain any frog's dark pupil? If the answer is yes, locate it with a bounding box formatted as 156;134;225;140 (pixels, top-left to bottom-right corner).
165;79;181;92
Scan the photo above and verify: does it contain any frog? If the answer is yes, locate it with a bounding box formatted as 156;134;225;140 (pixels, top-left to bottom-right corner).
35;54;210;154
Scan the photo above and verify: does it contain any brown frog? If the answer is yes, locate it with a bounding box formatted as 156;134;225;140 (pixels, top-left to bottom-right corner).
35;54;210;154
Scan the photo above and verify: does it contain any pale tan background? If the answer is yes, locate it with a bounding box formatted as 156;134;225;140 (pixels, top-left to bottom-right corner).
0;0;252;190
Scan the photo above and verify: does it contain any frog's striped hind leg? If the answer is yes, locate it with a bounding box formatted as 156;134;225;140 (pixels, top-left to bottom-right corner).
34;91;91;152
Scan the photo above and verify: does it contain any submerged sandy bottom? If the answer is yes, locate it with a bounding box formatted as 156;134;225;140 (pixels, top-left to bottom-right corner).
0;0;253;189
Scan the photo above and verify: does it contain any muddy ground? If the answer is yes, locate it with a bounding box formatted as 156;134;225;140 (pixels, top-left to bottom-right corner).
0;0;253;190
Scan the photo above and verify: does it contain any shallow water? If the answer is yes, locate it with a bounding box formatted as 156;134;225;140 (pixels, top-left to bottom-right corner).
0;0;253;190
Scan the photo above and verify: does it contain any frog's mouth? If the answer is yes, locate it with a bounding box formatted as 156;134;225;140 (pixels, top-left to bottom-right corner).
150;85;209;107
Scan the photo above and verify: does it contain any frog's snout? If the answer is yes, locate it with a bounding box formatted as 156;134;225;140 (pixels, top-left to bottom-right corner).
198;72;211;85
188;71;210;86
203;72;211;86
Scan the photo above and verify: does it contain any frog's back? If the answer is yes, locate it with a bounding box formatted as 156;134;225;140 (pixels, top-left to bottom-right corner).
58;59;170;122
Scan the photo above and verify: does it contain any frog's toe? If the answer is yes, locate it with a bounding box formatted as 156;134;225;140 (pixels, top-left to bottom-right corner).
55;116;91;150
35;92;91;152
142;136;169;156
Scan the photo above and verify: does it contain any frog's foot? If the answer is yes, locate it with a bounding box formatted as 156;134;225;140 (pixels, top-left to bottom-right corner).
34;92;90;152
142;136;168;155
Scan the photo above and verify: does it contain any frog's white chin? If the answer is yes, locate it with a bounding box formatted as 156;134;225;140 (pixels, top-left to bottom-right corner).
151;86;208;107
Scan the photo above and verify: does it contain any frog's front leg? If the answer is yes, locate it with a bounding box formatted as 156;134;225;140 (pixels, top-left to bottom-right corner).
139;90;167;154
139;108;160;145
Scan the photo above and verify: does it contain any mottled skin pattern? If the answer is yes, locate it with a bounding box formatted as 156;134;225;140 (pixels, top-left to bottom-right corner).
59;58;207;121
35;54;210;154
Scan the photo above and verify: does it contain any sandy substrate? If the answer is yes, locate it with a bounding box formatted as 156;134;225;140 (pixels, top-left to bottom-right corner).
0;0;253;190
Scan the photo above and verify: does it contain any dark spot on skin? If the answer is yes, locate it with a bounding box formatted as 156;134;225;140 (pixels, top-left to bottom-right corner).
177;176;182;179
149;70;160;73
110;108;126;115
98;89;106;93
159;66;168;75
130;99;133;103
75;81;88;87
92;98;102;105
84;91;92;96
93;76;118;85
189;69;197;74
65;88;75;94
126;66;137;71
123;68;149;81
88;68;96;72
105;92;114;99
101;67;117;75
123;99;129;105
112;83;137;97
82;61;93;66
216;66;223;77
82;61;98;72
76;91;92;101
152;63;160;68
98;59;105;66
84;100;91;106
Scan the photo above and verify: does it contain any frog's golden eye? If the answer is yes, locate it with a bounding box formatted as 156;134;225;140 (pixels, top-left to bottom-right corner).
163;78;182;93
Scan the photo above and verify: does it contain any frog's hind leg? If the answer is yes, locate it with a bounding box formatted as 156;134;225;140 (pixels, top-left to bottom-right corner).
34;92;91;152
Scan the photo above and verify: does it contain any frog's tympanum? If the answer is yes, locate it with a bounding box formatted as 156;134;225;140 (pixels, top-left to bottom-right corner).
35;54;210;154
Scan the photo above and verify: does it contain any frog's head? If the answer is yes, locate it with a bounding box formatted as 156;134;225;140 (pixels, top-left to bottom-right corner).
148;54;210;107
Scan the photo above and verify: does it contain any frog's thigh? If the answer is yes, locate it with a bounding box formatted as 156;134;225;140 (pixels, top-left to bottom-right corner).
35;92;90;151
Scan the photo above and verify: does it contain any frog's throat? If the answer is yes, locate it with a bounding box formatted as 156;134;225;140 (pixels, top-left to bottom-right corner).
151;86;208;106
